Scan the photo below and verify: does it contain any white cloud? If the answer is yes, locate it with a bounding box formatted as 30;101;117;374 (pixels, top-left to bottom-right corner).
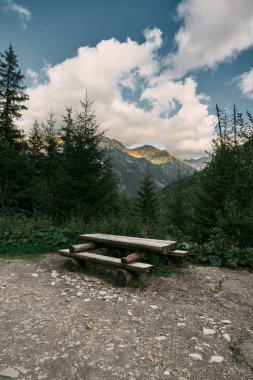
235;68;253;99
20;30;213;158
3;0;31;29
169;0;253;77
26;68;38;86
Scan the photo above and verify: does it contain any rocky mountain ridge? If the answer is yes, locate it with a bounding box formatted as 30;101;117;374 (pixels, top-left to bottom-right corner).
103;137;195;196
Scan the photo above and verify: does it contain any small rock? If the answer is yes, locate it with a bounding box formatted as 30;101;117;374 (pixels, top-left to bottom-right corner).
221;320;231;324
150;305;158;310
189;353;203;361
98;291;107;296
16;367;28;375
0;367;20;378
203;328;216;335
50;281;56;286
84;298;90;302
177;322;186;327
209;355;224;363
164;369;171;375
155;336;166;341
222;333;231;342
38;374;48;379
76;291;83;297
31;273;39;277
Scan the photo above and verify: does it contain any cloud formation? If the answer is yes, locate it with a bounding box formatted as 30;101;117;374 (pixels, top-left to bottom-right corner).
170;0;253;77
236;68;253;99
21;30;213;158
3;0;31;29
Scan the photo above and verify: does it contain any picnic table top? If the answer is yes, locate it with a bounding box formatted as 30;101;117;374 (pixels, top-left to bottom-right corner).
80;233;177;255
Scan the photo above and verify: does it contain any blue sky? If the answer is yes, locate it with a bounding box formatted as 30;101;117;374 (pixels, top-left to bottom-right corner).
1;0;253;158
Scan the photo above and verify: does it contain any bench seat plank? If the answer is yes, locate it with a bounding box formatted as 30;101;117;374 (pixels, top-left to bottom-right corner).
59;249;153;273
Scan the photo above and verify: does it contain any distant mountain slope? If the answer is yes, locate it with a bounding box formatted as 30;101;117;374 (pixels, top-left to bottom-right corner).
184;156;211;171
103;138;195;197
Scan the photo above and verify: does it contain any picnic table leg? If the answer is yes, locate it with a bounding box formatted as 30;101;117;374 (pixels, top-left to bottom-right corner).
115;269;133;287
65;258;81;272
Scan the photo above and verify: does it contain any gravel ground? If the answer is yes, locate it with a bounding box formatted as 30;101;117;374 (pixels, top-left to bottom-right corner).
0;254;252;380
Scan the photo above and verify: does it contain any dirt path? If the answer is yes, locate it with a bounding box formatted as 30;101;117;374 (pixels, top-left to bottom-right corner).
0;254;252;380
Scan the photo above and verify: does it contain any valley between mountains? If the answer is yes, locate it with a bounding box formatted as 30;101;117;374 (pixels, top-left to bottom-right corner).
103;138;204;196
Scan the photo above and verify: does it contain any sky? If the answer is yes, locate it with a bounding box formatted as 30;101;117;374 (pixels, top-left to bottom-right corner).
1;0;253;158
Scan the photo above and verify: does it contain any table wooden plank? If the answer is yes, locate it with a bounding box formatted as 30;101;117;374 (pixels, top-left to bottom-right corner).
80;234;176;255
59;249;153;273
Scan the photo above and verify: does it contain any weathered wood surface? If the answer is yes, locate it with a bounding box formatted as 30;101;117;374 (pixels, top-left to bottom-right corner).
121;252;145;264
59;249;153;273
115;269;133;287
69;242;97;253
80;234;176;255
65;258;80;272
168;250;188;258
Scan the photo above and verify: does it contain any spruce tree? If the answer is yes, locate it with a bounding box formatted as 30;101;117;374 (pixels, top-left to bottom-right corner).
60;96;119;219
135;171;158;223
0;44;29;146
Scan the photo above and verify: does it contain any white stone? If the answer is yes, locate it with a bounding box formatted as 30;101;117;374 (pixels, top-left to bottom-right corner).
150;305;158;310
31;273;38;277
221;320;231;324
203;328;216;335
103;295;114;300
222;333;231;342
164;369;171;375
209;355;224;363
0;368;20;378
195;345;204;351
76;291;83;297
177;322;186;327
189;353;203;361
118;297;124;302
84;298;90;302
51;271;58;278
155;336;166;341
98;290;107;296
50;281;56;286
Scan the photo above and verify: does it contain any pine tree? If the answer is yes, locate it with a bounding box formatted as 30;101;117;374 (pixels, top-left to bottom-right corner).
0;44;29;146
135;171;158;223
60;96;119;218
195;105;253;244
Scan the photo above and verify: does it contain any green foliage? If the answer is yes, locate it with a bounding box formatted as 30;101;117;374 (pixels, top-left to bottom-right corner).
132;276;150;290
148;256;171;277
0;214;75;257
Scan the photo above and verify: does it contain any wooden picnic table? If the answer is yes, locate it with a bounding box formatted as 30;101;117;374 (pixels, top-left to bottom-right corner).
59;233;187;287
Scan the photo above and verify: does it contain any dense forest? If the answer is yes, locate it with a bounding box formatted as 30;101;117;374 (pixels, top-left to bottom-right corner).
0;45;252;268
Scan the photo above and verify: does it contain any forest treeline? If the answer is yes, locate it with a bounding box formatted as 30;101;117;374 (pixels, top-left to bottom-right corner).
0;45;252;268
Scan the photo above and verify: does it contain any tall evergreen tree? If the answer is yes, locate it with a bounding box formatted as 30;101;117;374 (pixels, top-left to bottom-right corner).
195;105;253;244
0;44;29;146
135;171;158;223
60;96;119;219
